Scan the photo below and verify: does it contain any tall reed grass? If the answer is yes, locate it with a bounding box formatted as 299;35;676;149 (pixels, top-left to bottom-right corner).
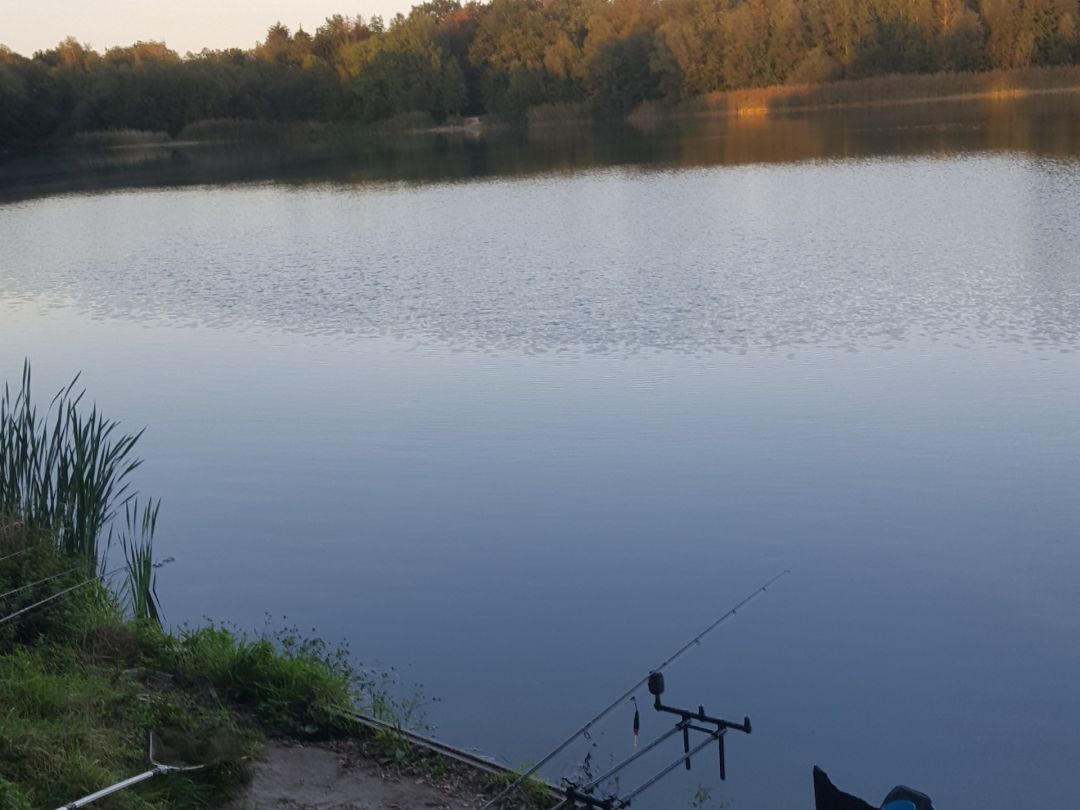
0;361;160;621
681;64;1080;118
120;499;162;624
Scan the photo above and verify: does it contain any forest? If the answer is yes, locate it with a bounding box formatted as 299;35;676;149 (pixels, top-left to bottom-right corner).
1;0;1079;145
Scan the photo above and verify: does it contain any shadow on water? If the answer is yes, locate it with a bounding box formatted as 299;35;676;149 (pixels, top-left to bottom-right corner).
2;93;1080;202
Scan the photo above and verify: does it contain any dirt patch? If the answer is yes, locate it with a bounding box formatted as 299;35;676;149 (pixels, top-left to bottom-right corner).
226;740;496;809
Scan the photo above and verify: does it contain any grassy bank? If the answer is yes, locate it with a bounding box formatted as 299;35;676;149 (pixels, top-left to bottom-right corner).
0;516;561;808
0;516;366;807
0;365;359;807
669;64;1080;119
0;364;557;808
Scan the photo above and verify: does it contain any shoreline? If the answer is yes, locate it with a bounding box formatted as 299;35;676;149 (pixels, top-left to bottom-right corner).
0;367;553;810
1;64;1076;156
0;524;554;809
679;68;1080;119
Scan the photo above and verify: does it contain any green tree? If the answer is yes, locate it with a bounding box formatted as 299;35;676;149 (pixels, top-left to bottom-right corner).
585;31;661;116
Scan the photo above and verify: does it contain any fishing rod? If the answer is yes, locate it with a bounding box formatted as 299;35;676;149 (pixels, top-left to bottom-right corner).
611;727;727;809
0;566;124;627
0;546;31;564
557;731;727;810
570;720;688;796
0;567;79;601
553;730;724;810
551;670;753;809
481;568;789;809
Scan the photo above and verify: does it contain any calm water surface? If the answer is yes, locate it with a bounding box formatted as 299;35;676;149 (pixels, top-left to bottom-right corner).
2;100;1080;808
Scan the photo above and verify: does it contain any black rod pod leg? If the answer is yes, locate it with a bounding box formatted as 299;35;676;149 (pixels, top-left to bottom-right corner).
648;676;751;783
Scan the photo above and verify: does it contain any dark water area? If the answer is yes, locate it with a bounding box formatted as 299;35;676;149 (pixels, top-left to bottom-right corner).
2;94;1080;809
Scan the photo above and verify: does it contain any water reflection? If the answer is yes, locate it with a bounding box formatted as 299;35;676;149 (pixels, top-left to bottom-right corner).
2;93;1080;202
2;96;1080;810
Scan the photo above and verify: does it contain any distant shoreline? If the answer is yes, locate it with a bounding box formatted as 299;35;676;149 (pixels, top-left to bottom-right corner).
612;65;1080;128
16;64;1078;152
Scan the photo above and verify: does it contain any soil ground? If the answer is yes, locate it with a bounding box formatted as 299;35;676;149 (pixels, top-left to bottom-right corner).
225;740;500;809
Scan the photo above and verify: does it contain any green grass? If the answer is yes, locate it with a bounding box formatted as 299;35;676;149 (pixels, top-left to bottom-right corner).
0;361;144;568
138;622;363;737
486;769;556;807
120;499;162;624
0;644;254;809
0;535;251;807
0;361;160;625
0;518;369;807
0;518;115;649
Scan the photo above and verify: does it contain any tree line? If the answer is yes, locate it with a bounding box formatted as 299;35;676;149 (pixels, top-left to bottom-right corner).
2;0;1079;145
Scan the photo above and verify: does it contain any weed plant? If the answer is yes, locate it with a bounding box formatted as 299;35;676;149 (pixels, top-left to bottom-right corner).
0;362;141;565
0;519;370;807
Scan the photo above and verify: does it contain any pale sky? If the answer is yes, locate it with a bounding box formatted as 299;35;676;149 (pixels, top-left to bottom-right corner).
0;0;414;56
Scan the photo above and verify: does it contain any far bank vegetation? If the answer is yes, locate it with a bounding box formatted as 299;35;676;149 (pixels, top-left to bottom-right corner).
2;0;1080;147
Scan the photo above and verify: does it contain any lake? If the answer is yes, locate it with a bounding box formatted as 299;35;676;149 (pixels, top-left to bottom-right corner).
2;96;1079;809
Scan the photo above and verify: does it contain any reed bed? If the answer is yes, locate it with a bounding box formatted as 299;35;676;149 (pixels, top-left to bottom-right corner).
0;361;158;620
120;499;162;624
683;65;1080;118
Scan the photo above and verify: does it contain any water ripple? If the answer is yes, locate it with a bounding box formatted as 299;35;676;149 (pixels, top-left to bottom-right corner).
1;154;1078;356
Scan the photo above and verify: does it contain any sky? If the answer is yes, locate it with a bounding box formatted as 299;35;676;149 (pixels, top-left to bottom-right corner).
0;0;414;56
